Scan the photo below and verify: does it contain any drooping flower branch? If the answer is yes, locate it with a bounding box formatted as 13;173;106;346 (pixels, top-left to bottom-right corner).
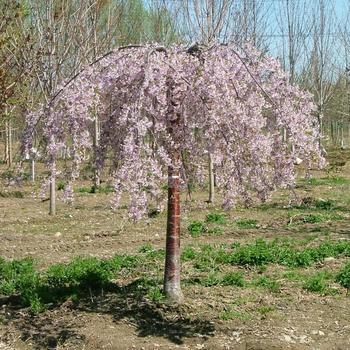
24;44;325;218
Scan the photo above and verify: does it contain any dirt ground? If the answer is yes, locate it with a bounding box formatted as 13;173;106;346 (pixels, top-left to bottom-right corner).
0;152;349;350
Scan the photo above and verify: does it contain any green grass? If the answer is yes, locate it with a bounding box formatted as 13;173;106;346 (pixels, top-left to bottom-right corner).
205;212;226;224
336;261;350;290
235;219;259;229
253;276;280;293
187;221;205;237
303;271;339;296
207;227;225;235
0;238;349;313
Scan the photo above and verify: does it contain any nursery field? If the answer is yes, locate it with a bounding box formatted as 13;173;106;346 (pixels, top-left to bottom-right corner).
0;149;350;350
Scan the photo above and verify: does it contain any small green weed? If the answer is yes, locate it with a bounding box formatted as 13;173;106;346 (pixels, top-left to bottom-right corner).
206;212;226;224
253;276;280;293
188;221;205;237
221;272;245;287
257;305;275;315
303;271;338;295
235;219;259;229
207;227;225;235
336;262;350;290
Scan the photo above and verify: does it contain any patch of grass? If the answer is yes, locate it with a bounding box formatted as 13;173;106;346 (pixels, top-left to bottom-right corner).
288;212;344;226
205;212;226;224
303;271;338;295
253;276;280;293
207;227;225;235
257;305;275;315
0;190;24;198
235;219;259;229
305;176;349;186
146;286;165;302
188;221;205;237
57;181;65;191
336;262;350;290
315;199;336;210
221;272;245;287
219;308;251;321
0;253;142;313
138;244;164;260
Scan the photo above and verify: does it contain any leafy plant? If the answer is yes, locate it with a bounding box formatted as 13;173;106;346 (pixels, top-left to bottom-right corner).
205;212;226;224
221;272;245;287
253;276;280;293
336;262;350;290
188;221;205;237
207;227;225;235
235;219;259;229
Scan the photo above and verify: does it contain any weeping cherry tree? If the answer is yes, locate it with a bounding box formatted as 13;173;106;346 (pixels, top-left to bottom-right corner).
24;44;325;303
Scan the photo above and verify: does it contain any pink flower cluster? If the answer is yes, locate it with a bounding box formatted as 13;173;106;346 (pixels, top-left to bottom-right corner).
24;44;325;218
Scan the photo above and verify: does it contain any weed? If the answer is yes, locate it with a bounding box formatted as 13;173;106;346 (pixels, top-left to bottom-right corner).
303;271;337;295
57;181;65;191
207;227;225;235
219;308;251;321
221;272;245;287
253;276;280;293
188;221;205;237
315;199;335;210
257;305;275;315
235;219;259;229
336;262;350;290
206;212;226;224
146;286;165;302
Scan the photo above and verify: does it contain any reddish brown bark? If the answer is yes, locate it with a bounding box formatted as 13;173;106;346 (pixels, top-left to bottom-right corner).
163;75;184;303
163;152;183;303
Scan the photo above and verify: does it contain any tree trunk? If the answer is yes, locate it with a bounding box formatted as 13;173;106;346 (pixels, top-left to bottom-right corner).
163;152;183;303
49;172;56;215
208;152;215;203
5;120;9;165
93;115;100;191
31;158;35;182
8;118;12;168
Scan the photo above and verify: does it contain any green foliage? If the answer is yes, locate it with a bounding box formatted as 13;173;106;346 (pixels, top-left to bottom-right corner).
257;305;275;315
0;257;42;312
315;199;335;210
205;212;226;224
235;219;259;229
207;227;225;235
188;221;205;237
253;276;280;293
221;272;245;287
57;181;65;191
138;244;164;260
303;271;338;295
336;262;350;289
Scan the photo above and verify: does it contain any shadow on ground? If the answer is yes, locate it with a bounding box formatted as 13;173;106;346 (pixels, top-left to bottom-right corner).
0;280;215;349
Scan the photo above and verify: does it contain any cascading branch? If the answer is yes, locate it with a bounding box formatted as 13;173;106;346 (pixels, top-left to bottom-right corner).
24;43;325;302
